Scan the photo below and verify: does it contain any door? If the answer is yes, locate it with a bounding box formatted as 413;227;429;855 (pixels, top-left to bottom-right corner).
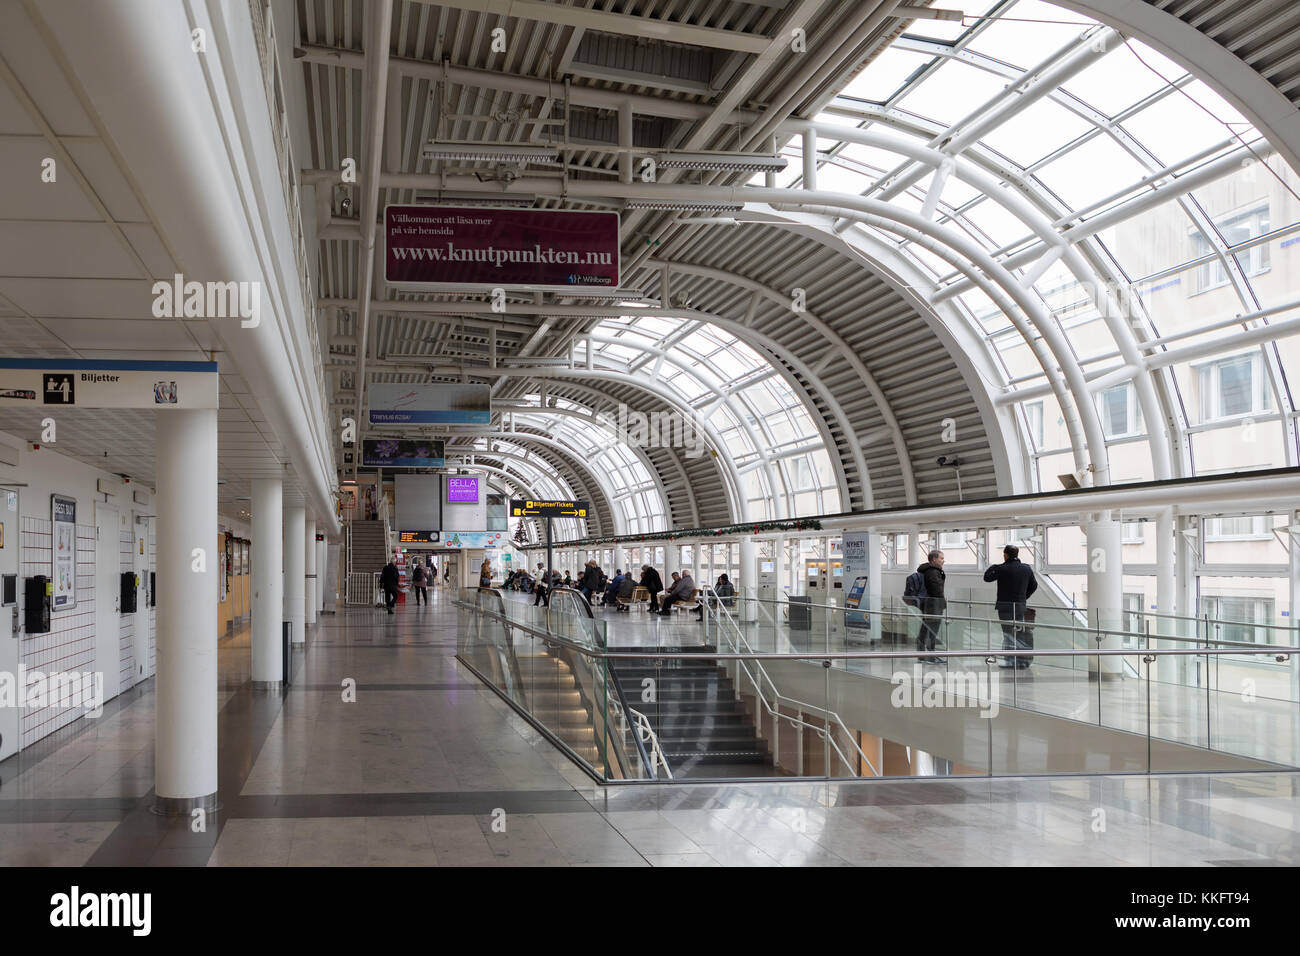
94;504;121;703
0;489;19;762
130;518;150;686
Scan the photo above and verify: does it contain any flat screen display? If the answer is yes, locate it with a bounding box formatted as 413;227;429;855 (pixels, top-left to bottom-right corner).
447;477;479;503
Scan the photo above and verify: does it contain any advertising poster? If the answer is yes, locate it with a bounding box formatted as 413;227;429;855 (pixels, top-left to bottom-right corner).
447;476;479;503
439;531;504;549
841;532;871;631
361;438;446;468
385;205;620;290
367;383;491;426
51;494;77;611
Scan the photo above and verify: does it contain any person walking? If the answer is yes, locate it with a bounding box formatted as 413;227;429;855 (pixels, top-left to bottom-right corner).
379;558;400;614
533;567;551;606
479;557;492;589
411;561;427;605
983;544;1038;668
428;560;437;588
639;564;663;612
914;550;947;663
579;560;602;603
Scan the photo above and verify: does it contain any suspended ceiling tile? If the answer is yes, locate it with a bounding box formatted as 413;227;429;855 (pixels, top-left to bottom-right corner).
0;221;141;278
0;135;102;220
37;318;197;351
0;5;96;137
117;223;177;277
0;276;155;318
61;137;149;223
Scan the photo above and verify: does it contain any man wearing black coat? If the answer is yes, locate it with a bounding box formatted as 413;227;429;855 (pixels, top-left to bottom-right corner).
915;550;947;664
639;565;664;612
983;544;1038;668
379;559;400;614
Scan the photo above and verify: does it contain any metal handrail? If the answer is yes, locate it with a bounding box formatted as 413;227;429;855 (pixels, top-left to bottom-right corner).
457;600;1299;662
704;587;880;777
730;593;1288;651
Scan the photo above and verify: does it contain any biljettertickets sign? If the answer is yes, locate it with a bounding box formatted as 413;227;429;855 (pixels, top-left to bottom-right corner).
385;205;620;290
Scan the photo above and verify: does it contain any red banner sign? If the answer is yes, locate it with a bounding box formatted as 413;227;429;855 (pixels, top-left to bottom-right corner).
384;205;620;289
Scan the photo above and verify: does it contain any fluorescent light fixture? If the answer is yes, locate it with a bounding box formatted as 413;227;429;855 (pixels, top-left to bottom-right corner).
894;6;964;21
653;151;787;172
421;143;562;165
413;191;537;208
624;199;745;212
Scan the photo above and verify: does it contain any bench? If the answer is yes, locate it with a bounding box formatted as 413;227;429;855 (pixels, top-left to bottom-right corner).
617;586;648;613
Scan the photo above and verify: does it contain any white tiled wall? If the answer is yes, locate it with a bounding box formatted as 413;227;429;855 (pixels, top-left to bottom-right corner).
19;518;95;749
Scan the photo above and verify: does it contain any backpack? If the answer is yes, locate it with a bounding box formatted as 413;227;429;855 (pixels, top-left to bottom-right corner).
903;570;928;607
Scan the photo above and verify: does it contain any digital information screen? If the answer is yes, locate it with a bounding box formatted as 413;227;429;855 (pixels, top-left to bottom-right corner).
399;530;440;544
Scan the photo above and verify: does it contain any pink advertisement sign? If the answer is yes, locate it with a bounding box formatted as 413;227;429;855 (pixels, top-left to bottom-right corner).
385;205;620;289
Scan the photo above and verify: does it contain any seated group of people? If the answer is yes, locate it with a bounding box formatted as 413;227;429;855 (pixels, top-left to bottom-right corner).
507;561;737;622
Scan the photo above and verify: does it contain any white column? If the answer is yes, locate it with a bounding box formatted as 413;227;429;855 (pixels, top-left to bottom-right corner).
1155;508;1177;683
1176;514;1199;686
774;535;786;598
739;536;757;623
867;530;882;643
284;505;306;644
613;544;626;575
317;537;328;611
305;519;318;626
1289;510;1300;703
154;408;218;810
251;478;283;684
1086;515;1124;678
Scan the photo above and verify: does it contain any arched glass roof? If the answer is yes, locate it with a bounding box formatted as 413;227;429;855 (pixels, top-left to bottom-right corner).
767;0;1299;492
577;313;843;523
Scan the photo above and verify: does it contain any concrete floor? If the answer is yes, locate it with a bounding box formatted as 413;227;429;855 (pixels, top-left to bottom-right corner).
0;587;1296;866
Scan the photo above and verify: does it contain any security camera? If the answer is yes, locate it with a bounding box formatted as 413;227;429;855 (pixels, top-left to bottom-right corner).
937;455;961;467
339;195;353;214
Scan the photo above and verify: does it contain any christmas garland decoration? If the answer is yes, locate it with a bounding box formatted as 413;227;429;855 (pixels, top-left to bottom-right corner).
518;518;822;550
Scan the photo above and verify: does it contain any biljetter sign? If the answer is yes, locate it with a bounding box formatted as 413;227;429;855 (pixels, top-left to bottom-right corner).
0;359;218;409
510;499;589;519
385;205;620;290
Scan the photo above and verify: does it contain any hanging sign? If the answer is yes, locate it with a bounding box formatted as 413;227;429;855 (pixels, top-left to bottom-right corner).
510;498;588;518
0;359;218;409
385;205;620;290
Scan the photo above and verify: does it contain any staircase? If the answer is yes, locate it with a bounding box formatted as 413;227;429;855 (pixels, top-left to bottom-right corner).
518;645;603;768
610;648;778;778
346;519;388;576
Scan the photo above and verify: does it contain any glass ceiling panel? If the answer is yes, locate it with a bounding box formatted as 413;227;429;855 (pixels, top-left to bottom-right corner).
1061;44;1171;117
1032;133;1150;210
961;0;1088;65
979;96;1094;166
841;46;933;103
894;60;1009;127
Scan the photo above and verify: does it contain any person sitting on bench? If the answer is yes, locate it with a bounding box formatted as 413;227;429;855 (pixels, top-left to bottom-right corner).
694;573;735;621
657;569;696;616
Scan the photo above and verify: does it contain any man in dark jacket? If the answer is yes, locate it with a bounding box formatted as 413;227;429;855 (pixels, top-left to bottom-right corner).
915;550;947;663
380;559;400;614
639;565;664;612
579;561;603;603
984;544;1038;668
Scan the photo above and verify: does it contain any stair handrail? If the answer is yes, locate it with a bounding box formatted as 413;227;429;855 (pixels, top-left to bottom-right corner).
705;587;880;777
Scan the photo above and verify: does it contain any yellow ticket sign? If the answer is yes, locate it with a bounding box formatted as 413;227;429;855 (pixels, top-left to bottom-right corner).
510;498;589;518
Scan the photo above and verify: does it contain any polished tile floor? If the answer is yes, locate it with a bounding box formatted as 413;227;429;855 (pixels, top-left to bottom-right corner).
0;587;1296;866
